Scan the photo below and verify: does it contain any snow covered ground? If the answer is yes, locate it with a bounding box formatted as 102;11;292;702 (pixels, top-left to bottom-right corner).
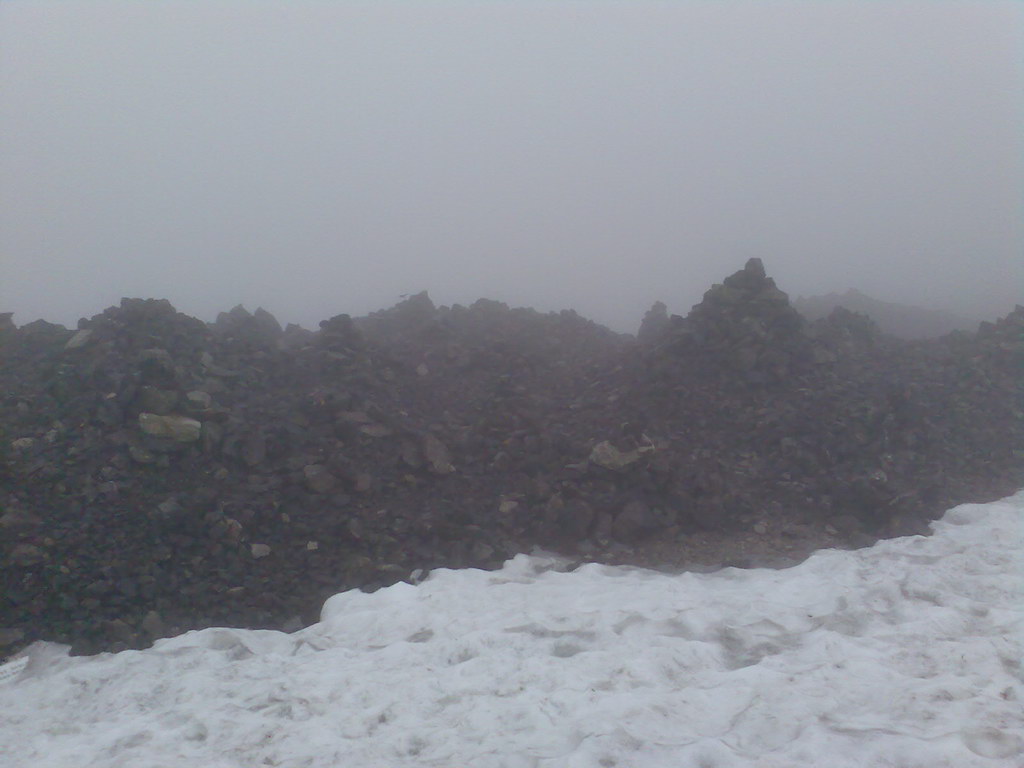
1;493;1021;768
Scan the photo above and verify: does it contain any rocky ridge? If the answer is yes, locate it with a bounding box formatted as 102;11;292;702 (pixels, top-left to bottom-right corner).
1;259;1020;656
793;287;982;339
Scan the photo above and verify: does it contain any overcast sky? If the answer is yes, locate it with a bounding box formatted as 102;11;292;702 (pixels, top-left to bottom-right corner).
1;1;1020;333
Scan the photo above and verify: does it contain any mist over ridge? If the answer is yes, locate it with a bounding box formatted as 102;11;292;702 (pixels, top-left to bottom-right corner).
4;255;1011;344
1;2;1021;333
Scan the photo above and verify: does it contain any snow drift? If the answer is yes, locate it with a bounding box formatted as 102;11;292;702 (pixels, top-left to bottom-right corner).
0;492;1021;767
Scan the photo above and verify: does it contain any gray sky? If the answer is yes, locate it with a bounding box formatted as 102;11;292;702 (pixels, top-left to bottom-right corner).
2;1;1021;333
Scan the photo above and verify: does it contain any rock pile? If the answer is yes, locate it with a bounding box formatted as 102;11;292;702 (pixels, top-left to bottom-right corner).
1;263;1020;657
649;258;813;381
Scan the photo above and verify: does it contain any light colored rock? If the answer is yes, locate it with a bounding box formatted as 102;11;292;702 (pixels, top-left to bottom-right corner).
498;500;520;514
200;351;239;377
138;413;202;442
422;434;454;474
10;437;34;451
471;542;495;560
250;543;272;559
156;498;180;516
141;611;164;638
9;543;44;566
359;423;393;438
185;390;212;411
588;440;651;471
64;329;93;349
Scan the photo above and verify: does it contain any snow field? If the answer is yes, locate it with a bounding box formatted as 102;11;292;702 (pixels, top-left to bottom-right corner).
0;493;1021;767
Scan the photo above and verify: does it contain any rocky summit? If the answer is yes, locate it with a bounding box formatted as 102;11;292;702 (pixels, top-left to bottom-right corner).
1;261;1021;656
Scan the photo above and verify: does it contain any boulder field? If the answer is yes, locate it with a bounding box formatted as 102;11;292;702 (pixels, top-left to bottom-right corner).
1;260;1020;655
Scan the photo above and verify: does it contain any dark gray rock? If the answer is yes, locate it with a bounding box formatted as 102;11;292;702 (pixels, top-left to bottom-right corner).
241;432;267;467
303;464;336;493
638;301;669;343
9;543;44;567
612;500;661;542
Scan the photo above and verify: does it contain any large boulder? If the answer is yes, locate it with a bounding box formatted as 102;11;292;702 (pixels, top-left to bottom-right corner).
138;413;202;442
665;258;812;380
637;301;669;343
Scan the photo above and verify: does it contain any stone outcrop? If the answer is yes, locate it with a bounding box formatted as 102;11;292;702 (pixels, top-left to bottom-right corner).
0;265;1019;659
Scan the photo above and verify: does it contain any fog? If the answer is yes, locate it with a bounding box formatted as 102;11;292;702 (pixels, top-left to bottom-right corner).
1;1;1021;334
